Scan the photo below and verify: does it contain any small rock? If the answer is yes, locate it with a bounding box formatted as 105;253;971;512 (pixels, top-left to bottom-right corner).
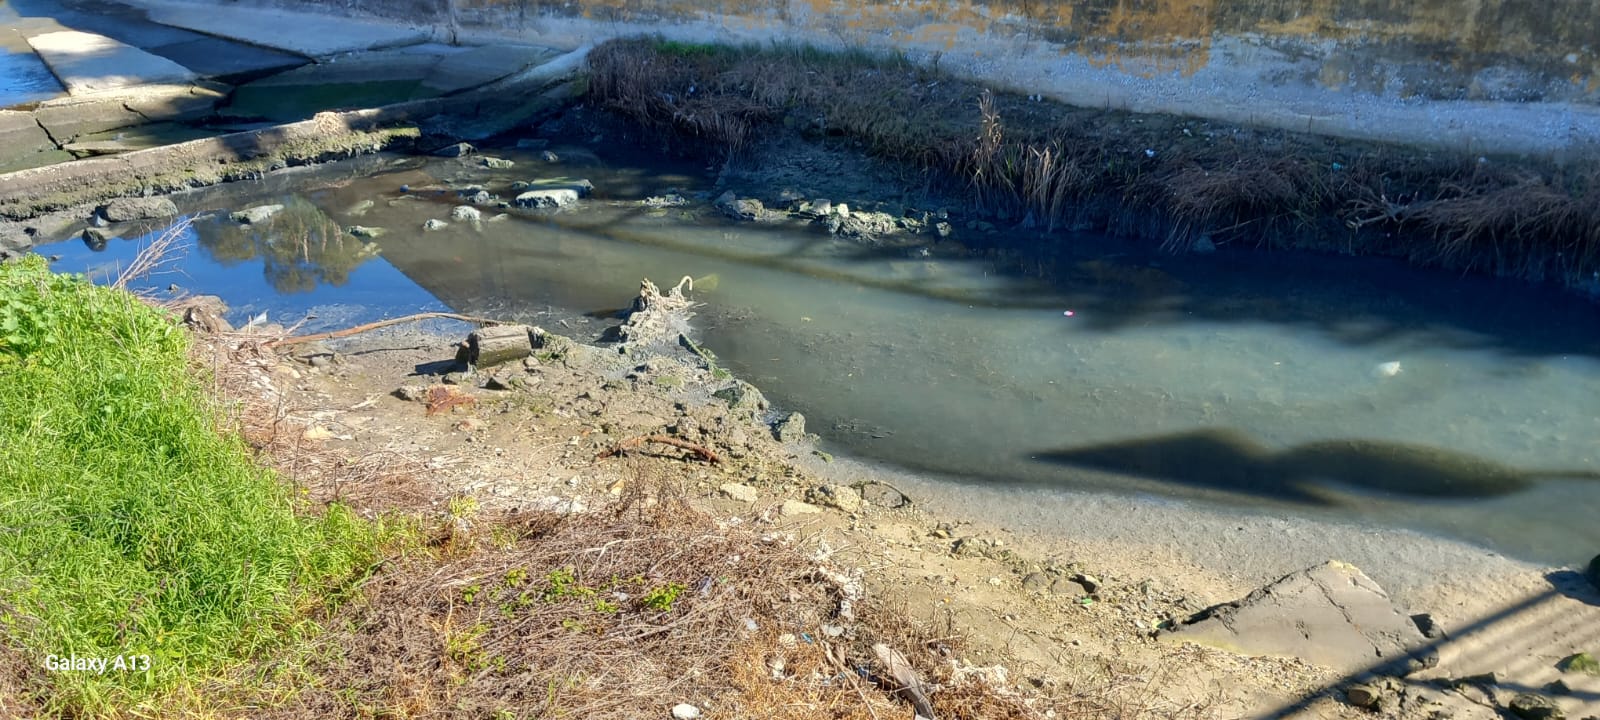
451;206;482;222
528;496;588;515
229;204;284;225
835;202;850;218
1559;652;1600;676
1345;683;1383;709
1546;679;1573;696
935;221;953;238
773;412;806;443
431;142;475;157
1373;360;1403;378
671;703;701;720
514;178;593;208
540;150;559;162
859;482;908;508
779;500;821;516
81;227;115;246
1022;572;1050;592
455;418;484;432
481;156;515;169
720;483;758;503
395;385;428;401
346;225;386;238
1509;693;1564;720
101;197;178;222
806;484;862;513
715;191;766;221
1051;577;1090;596
712;381;768;412
423;218;449;231
1411;613;1446;640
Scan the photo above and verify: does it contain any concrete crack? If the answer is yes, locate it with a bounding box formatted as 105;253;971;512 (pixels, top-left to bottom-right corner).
33;115;62;150
122;103;153;123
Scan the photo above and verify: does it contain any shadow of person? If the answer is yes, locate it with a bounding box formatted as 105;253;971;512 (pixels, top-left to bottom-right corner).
1034;428;1600;506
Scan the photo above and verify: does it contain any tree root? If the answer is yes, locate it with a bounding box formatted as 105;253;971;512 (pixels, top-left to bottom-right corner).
598;434;722;464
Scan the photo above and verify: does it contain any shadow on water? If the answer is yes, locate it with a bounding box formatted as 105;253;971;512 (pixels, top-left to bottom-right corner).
1032;428;1600;507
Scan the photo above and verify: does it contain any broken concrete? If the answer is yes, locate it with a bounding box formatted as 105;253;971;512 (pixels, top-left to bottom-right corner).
0;111;60;172
1160;560;1431;675
26;30;198;95
125;0;434;58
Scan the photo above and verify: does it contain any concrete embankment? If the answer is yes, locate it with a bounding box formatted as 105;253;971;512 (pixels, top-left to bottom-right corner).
144;0;1600;162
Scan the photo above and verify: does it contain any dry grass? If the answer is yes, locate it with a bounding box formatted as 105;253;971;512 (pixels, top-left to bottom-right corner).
586;37;1600;286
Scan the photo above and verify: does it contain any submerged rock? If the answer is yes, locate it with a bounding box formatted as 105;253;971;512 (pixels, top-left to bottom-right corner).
423;218;449;231
346;225;386;238
229;204;284;224
450;205;482;222
102;196;178;222
715;191;767;221
481;156;515;169
430;142;475;157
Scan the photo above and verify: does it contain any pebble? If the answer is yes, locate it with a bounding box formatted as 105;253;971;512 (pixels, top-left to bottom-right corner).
671;703;701;720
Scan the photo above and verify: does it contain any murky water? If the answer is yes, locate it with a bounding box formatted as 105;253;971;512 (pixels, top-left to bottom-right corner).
39;149;1600;567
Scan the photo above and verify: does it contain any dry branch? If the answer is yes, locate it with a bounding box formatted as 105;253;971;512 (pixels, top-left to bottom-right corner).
266;312;507;347
597;434;722;464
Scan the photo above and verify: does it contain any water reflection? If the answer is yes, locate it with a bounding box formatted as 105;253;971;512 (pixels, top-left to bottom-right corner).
195;196;381;293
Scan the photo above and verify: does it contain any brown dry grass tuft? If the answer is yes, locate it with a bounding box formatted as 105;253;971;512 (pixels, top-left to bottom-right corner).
586;37;1600;286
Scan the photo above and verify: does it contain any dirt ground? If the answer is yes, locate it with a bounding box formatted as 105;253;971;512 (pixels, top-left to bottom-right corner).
199;310;1365;719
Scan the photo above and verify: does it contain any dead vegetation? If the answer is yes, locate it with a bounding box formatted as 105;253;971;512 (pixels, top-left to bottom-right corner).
585;38;1600;286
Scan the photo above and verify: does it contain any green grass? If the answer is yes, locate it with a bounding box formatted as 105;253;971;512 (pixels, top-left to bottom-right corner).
0;255;384;713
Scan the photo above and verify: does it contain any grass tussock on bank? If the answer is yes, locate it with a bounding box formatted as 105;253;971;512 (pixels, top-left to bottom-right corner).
587;38;1600;285
0;255;386;715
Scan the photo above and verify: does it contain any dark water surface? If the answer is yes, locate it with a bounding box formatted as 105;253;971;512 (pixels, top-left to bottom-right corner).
36;149;1600;566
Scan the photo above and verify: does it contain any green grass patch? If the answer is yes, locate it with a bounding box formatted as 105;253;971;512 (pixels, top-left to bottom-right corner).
0;256;384;713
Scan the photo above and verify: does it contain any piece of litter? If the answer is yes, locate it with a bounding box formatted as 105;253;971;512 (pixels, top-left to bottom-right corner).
1063;310;1076;317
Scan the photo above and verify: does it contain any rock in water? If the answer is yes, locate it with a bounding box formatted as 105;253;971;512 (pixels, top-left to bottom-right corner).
1587;554;1600;590
1158;560;1430;675
513;178;592;208
450;205;482;222
229;204;284;224
101;197;178;222
1373;360;1403;378
773;412;806;443
423;218;449;231
430;142;474;157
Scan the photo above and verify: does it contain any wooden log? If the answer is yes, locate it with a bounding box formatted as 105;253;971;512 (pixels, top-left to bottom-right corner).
458;324;535;368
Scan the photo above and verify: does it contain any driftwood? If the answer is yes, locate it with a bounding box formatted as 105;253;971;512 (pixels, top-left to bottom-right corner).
873;643;936;720
597;434;722;464
266;312;505;348
455;324;536;368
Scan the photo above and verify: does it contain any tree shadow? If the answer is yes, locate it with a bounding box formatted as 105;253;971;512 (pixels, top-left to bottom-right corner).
1030;428;1600;507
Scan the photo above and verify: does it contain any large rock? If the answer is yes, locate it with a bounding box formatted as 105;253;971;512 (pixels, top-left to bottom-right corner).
1159;561;1431;675
1586;554;1599;590
101;197;179;222
773;412;807;443
513;177;592;208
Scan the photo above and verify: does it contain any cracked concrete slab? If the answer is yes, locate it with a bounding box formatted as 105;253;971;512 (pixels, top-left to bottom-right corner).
26;30;197;94
32;83;224;142
0;109;67;173
1160;561;1430;675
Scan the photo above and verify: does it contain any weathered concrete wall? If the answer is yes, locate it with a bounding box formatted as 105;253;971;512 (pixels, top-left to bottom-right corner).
185;0;1600;159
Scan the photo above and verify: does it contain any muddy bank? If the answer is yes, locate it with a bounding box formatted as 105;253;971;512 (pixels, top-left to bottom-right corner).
586;39;1600;296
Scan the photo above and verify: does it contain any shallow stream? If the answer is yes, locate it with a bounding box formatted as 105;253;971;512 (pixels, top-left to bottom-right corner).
40;146;1600;568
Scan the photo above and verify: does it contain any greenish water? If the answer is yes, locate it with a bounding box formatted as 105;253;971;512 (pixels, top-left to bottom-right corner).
38;149;1600;567
223;80;429;122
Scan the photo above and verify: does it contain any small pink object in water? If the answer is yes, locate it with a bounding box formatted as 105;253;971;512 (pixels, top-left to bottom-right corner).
1063;310;1076;317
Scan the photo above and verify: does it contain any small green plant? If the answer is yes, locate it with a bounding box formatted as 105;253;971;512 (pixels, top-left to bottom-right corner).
543;568;595;602
448;495;480;519
560;618;587;633
641;582;688;612
591;598;621;615
461;584;482;604
504;567;529;587
445;621;491;670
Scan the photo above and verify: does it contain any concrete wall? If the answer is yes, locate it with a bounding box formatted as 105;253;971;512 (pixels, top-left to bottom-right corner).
244;0;1600;159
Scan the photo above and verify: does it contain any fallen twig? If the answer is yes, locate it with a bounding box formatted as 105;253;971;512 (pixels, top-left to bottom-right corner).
598;434;722;464
266;312;507;347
